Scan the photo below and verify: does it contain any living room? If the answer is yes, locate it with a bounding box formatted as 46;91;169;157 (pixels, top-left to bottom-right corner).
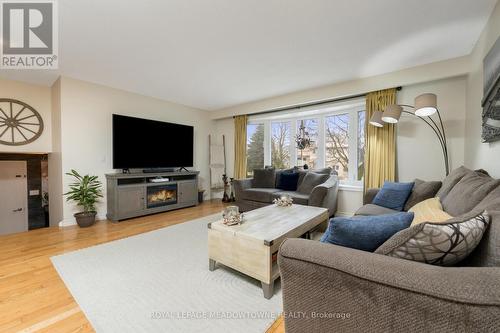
0;0;499;332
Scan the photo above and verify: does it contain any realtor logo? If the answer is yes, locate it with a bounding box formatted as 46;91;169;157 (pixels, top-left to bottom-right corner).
1;0;58;69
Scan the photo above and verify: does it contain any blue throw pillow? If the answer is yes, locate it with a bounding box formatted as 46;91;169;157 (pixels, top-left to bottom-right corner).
372;181;415;211
320;212;414;252
277;172;299;191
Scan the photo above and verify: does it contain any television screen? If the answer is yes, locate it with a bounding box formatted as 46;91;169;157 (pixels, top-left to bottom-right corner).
112;114;194;169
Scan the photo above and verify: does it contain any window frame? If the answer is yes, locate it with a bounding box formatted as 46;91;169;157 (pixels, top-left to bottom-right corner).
247;99;365;189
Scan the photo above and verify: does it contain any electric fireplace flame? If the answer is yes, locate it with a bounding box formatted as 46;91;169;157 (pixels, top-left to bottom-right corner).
147;185;177;208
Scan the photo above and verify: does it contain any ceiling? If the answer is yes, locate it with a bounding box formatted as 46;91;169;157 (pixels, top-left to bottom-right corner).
0;0;497;110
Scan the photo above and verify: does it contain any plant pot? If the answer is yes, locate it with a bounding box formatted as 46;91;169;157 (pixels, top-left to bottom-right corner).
74;211;97;228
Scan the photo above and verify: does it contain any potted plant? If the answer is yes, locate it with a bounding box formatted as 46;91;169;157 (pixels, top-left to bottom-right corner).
64;169;103;227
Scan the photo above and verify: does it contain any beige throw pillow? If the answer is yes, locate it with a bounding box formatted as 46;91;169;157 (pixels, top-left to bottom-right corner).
409;197;452;226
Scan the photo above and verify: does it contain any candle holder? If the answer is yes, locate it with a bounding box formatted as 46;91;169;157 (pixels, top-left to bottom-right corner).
273;194;293;207
222;205;243;226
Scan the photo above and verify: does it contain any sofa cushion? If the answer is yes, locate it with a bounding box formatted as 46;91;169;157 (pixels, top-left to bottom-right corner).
252;168;276;188
320;212;414;252
409;197;453;226
436;166;472;200
296;167;331;187
404;179;442;211
355;204;399;216
275;168;295;187
273;191;309;205
442;171;500;216
375;211;490;266
276;172;299;191
372;181;415;211
241;188;280;203
297;172;329;194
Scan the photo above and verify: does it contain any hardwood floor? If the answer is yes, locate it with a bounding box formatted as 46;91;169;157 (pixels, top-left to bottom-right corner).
0;200;284;333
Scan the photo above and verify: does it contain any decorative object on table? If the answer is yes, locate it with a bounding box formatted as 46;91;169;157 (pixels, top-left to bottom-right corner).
222;205;243;226
295;120;314;169
229;178;236;202
0;98;44;146
64;169;103;228
481;36;500;143
222;174;230;202
273;194;293;207
368;92;450;175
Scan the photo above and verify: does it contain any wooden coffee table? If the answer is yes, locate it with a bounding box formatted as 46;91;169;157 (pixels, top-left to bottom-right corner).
207;204;329;299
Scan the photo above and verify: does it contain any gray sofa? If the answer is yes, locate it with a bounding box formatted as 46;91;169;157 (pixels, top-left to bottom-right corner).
234;168;339;217
278;166;500;332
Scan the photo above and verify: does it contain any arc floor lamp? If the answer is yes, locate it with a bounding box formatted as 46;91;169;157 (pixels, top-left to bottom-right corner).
369;93;450;176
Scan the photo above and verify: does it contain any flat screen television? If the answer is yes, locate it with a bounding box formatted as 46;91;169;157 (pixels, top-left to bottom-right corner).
112;114;194;169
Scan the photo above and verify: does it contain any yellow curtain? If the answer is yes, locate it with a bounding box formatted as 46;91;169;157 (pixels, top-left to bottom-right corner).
364;88;397;191
234;115;248;179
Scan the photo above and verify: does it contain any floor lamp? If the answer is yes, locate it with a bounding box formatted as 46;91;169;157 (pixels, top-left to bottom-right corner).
368;93;450;176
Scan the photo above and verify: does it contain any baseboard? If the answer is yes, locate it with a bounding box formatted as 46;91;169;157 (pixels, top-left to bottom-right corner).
58;213;107;227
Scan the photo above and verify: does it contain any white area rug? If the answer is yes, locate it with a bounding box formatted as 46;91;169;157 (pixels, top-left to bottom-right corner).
51;214;282;333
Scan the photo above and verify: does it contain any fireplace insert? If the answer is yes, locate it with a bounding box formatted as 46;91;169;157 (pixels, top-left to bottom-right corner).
147;184;177;208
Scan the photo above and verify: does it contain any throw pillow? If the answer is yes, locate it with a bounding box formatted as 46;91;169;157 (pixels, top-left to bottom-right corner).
320;212;414;252
252;168;276;188
372;181;415;211
409;197;453;226
375;211;490;266
297;172;329;194
403;179;442;211
276;172;300;191
436;166;472;200
441;171;500;216
274;168;295;187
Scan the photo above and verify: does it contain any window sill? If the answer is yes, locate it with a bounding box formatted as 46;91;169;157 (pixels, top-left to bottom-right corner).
338;183;363;192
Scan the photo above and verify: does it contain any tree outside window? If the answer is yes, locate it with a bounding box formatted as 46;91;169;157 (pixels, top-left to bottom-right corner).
271;122;291;169
246;123;264;177
357;111;366;181
325;114;349;180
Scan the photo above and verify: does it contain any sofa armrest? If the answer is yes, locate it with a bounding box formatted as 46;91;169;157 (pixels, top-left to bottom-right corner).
278;238;500;333
309;176;339;216
233;178;252;200
363;188;379;204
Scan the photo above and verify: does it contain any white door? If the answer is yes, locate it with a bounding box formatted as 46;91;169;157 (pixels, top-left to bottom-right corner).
0;161;28;235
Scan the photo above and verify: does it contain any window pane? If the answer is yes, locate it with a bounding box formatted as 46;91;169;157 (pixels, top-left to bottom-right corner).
246;123;264;177
357;111;366;181
296;119;318;169
271;122;291;169
325;114;349;180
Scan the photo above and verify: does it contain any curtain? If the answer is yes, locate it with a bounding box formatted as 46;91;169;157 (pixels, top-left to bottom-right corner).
234;115;248;179
364;88;397;191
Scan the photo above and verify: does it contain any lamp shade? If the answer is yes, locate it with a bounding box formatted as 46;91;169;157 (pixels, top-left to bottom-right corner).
415;93;437;116
369;110;384;127
381;104;402;123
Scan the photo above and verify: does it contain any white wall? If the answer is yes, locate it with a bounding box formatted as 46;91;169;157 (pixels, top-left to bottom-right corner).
396;76;466;181
465;1;500;177
0;78;52;153
48;78;63;226
56;77;214;225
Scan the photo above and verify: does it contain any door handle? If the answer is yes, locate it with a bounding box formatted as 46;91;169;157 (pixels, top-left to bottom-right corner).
12;208;23;212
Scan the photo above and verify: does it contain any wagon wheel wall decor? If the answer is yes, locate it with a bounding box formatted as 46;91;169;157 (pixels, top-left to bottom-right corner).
0;99;44;146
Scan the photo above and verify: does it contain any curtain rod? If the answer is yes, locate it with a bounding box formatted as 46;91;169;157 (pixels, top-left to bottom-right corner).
234;86;402;118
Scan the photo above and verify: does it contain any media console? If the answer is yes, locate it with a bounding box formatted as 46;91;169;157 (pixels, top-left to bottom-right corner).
105;171;199;221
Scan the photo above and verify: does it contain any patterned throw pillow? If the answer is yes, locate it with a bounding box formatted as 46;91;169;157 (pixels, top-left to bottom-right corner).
375;211;490;266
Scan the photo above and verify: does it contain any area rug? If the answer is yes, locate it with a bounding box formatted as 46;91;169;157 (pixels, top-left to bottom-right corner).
51;214;282;333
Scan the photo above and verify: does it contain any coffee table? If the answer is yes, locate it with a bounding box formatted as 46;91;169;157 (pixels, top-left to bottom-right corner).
207;204;329;299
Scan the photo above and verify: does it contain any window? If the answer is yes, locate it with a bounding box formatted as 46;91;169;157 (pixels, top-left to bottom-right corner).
271;122;291;169
246;123;264;177
357;111;365;181
296;119;318;169
325;114;349;180
246;99;366;187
